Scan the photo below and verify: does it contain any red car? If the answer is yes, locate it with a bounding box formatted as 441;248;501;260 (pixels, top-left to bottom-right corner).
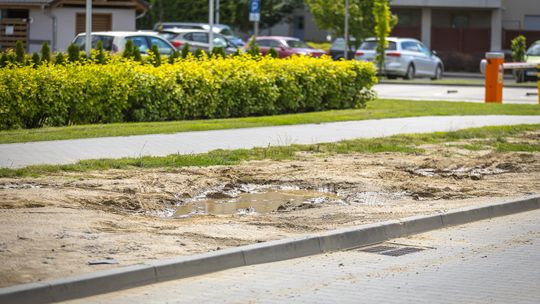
250;36;325;58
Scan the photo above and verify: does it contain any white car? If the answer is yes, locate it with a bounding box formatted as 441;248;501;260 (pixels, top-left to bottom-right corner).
72;31;176;55
355;37;444;80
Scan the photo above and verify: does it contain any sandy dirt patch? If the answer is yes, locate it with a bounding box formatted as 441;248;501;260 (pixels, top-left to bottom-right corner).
1;135;539;287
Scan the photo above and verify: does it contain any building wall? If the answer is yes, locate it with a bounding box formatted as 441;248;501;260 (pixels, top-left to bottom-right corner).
501;0;540;30
28;7;136;52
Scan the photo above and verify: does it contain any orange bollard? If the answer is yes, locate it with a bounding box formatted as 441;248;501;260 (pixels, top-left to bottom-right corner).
485;52;504;103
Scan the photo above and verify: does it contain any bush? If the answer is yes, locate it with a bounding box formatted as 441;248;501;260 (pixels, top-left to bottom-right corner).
0;55;377;129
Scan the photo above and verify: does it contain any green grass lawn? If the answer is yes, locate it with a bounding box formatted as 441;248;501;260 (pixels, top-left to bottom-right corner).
1;99;539;144
1;124;538;178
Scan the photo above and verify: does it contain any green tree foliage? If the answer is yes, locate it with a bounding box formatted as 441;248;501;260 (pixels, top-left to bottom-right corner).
95;40;107;64
194;48;205;59
138;0;302;32
31;52;41;67
133;47;142;62
305;0;396;49
40;42;51;63
511;35;526;62
180;43;191;58
211;47;226;58
0;52;9;67
150;45;162;66
67;43;80;62
246;37;261;57
54;52;66;65
373;0;391;75
168;50;180;64
15;41;26;65
123;39;135;59
267;47;279;58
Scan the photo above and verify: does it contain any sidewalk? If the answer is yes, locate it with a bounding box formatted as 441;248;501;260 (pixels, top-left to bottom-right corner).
72;208;540;304
2;115;540;168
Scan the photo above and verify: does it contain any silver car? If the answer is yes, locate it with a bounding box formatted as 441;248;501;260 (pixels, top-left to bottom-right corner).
355;37;444;80
72;31;176;55
158;29;239;54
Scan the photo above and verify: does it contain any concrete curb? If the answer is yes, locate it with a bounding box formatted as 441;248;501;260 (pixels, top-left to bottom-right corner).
1;195;538;303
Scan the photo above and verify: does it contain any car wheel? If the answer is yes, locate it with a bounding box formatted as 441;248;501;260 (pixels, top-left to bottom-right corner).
403;64;415;80
431;65;443;80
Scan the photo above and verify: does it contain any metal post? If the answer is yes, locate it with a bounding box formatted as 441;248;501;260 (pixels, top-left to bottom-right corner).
344;0;349;60
85;0;92;57
216;0;220;25
209;0;214;51
254;21;259;38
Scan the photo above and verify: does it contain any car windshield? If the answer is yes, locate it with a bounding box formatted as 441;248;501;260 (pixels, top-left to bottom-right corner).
284;39;309;48
359;40;397;51
527;43;540;56
159;32;178;40
73;35;115;51
218;28;233;36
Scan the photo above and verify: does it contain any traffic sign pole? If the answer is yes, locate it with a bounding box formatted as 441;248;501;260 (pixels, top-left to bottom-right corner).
249;0;261;38
209;0;214;51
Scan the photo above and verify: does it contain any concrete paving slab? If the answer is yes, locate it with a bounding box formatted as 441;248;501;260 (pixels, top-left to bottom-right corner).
2;115;540;168
374;83;539;104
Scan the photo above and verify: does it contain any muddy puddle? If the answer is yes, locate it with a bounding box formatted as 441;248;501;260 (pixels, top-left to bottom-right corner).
172;185;342;218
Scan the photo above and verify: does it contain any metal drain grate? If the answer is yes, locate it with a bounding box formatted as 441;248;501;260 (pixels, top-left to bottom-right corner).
379;247;425;256
359;243;429;257
360;245;397;253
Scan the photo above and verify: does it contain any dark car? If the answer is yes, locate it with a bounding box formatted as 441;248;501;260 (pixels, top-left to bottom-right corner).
329;38;356;60
251;36;325;58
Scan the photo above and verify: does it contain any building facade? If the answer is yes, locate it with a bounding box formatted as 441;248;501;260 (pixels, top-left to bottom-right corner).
0;0;148;52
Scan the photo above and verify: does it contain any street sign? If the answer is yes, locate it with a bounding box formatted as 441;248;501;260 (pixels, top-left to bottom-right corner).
249;0;260;22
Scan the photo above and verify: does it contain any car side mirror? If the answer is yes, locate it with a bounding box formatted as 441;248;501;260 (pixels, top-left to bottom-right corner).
431;50;438;56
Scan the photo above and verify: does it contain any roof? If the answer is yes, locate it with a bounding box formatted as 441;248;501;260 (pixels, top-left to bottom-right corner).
74;31;161;38
0;0;149;13
256;36;301;41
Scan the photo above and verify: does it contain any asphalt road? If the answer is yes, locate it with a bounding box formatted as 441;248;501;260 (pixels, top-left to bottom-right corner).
374;83;539;104
2;115;540;168
66;209;540;303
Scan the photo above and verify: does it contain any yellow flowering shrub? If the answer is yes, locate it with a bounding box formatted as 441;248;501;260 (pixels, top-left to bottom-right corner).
0;55;377;129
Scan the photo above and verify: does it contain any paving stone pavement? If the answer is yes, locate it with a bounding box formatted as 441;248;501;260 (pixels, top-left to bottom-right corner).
2;115;540;168
68;209;540;304
374;84;539;104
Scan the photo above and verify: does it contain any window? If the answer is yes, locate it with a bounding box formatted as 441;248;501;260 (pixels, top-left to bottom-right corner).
269;40;282;48
451;15;468;29
360;41;397;51
524;15;540;31
73;35;115;51
401;41;419;52
213;36;228;48
190;32;208;43
284;39;309;48
126;36;150;53
75;13;112;34
256;39;271;47
149;37;174;55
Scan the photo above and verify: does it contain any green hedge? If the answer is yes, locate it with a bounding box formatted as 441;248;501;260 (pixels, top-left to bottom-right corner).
0;55;377;129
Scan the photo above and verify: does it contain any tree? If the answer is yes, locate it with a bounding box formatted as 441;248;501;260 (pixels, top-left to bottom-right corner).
67;43;80;62
40;42;51;63
95;40;107;64
511;35;527;82
15;41;26;65
304;0;396;49
373;0;391;76
149;45;162;66
31;52;41;67
137;0;303;33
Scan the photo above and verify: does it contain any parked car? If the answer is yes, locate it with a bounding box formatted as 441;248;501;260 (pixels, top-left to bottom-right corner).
72;31;176;55
329;37;356;60
355;37;444;80
158;29;239;54
251;36;326;58
153;22;245;47
520;40;540;82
